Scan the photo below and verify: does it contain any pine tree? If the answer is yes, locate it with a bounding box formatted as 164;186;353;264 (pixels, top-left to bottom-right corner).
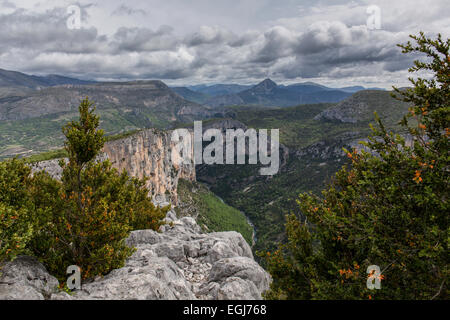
30;97;167;281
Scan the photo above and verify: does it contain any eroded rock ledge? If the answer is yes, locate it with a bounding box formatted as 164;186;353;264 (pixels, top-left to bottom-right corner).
0;209;270;300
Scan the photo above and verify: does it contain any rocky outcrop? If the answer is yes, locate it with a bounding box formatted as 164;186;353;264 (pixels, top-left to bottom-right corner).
31;158;65;179
201;118;289;168
0;209;270;300
32;129;196;204
294;131;363;160
314;100;368;123
0;256;59;300
314;90;410;123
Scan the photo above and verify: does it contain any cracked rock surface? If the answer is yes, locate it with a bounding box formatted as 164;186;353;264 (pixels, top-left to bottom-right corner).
0;210;271;300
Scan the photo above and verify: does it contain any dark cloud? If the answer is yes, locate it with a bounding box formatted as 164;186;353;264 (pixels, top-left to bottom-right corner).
0;8;107;55
227;31;259;48
251;26;296;63
184;26;235;47
111;4;147;16
110;26;178;53
0;1;447;87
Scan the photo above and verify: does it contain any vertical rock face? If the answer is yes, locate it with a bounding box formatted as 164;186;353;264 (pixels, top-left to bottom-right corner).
32;128;196;204
103;129;195;204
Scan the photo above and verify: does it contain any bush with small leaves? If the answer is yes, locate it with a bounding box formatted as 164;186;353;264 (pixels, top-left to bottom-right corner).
0;159;34;265
264;33;449;300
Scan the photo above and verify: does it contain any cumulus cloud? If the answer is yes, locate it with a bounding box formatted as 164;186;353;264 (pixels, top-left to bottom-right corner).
0;7;107;55
0;0;447;87
251;26;298;63
185;26;235;47
296;21;365;54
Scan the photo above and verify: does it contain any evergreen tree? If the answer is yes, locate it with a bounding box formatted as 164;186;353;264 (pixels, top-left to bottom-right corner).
30;98;167;281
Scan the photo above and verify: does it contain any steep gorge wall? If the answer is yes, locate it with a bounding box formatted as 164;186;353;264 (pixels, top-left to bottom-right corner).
32;128;196;205
103;129;195;204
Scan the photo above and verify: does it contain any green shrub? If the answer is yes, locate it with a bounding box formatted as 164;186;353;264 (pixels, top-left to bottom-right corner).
0;158;32;208
0;159;34;265
121;175;169;231
25;149;68;163
0;203;33;265
264;33;449;300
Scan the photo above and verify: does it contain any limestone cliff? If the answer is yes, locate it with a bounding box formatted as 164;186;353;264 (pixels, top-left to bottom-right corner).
102;129;195;204
32;128;196;204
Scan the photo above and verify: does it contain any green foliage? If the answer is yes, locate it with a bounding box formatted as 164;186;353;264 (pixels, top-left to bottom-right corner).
0;203;32;265
25;149;68;163
224;156;343;255
27;97;167;281
0;159;34;264
105;129;143;142
176;179;253;245
198;93;410;255
264;33;449;300
0;103;173;160
0;158;32;208
229;95;409;149
62;98;106;166
22;129;144;163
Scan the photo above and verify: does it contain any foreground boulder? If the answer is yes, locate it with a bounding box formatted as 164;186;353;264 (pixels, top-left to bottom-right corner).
0;256;59;300
0;210;271;300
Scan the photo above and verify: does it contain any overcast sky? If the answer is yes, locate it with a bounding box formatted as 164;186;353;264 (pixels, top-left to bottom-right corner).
0;0;448;88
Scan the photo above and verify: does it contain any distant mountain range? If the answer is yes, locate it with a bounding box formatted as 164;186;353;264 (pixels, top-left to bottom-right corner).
0;68;213;157
189;84;253;96
0;81;211;122
172;79;385;107
0;67;387;158
0;67;411;258
0;68;96;89
314;89;408;124
0;68;211;122
0;68;384;110
171;87;211;104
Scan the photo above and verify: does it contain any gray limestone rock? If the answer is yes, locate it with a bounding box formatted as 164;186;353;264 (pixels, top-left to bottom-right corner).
0;256;59;300
0;210;271;300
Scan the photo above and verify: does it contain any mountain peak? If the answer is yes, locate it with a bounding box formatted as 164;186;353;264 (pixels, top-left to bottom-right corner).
260;78;277;87
252;78;277;92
